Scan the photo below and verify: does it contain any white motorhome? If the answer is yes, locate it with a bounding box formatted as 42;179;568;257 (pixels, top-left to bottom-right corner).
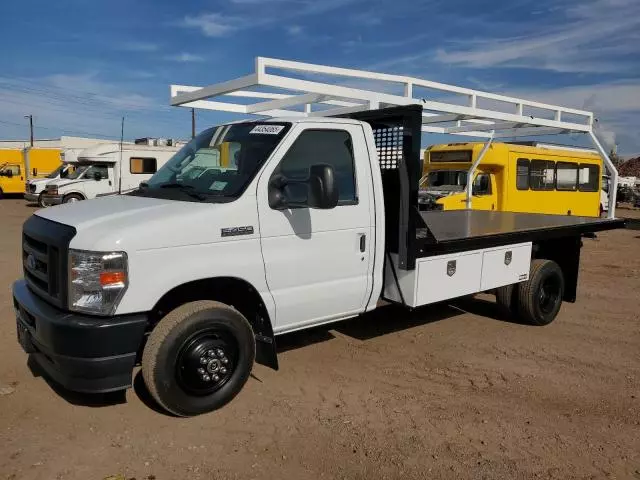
24;148;84;206
41;143;179;205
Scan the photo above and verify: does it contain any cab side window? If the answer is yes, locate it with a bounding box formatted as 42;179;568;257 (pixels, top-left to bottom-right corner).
7;165;21;176
274;129;357;206
472;173;491;195
89;165;109;179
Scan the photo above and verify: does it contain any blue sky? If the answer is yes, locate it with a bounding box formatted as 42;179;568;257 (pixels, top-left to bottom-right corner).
1;0;639;154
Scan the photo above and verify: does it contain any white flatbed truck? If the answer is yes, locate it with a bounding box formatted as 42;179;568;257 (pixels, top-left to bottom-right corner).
13;58;624;416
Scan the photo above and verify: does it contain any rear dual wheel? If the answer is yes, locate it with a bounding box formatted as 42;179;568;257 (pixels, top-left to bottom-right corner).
496;259;564;326
142;301;255;417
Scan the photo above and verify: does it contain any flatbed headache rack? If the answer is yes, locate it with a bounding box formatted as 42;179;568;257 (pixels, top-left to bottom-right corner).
170;57;624;271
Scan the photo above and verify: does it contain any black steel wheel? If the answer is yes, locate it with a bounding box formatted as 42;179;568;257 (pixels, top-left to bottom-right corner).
517;259;565;326
175;329;237;396
142;300;255;416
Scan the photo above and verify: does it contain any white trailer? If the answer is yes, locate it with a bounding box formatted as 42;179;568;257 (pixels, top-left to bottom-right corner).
13;58;624;416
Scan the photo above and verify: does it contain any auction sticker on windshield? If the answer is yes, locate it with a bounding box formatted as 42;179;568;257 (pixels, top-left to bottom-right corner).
250;125;285;135
210;181;228;191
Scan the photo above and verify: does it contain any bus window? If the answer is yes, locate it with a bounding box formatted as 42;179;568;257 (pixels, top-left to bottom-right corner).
556;162;578;191
516;158;529;190
530;160;554;191
579;164;600;192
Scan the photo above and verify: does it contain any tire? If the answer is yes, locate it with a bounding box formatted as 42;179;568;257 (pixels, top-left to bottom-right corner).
142;300;256;417
38;193;49;207
517;259;564;326
63;194;83;204
495;283;517;316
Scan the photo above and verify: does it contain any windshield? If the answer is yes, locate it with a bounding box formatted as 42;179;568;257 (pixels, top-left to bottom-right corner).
65;163;107;180
423;170;468;190
142;122;290;201
66;164;90;180
46;164;65;179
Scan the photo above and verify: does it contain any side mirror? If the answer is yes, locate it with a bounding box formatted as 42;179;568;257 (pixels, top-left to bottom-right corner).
93;171;103;181
268;163;339;210
307;164;339;209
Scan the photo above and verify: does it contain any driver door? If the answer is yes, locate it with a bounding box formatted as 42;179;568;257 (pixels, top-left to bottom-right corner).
84;165;115;198
1;164;24;193
256;123;375;332
470;172;496;211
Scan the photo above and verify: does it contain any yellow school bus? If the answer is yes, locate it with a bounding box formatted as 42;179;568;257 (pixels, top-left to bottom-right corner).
420;142;603;217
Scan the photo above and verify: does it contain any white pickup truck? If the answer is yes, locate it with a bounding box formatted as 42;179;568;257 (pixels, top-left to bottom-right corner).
12;106;624;416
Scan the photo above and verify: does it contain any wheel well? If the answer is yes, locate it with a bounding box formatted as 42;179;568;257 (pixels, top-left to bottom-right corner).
64;192;85;200
150;277;274;338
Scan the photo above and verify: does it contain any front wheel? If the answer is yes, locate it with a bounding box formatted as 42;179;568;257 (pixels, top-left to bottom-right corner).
38;193;50;207
142;300;256;417
63;194;83;204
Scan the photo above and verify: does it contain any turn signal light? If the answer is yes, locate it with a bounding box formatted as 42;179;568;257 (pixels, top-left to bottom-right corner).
99;271;126;286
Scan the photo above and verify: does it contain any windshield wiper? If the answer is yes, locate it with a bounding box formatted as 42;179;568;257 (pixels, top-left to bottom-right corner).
159;182;206;201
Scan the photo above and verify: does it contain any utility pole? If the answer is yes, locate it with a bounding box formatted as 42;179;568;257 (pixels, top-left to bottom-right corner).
119;116;125;194
24;114;34;146
191;108;196;139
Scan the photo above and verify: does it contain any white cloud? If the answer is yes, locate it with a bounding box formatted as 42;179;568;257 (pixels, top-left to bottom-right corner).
165;53;206;63
509;81;640;152
180;0;361;37
287;25;303;36
0;73;180;141
45;73;156;109
434;0;640;73
181;13;237;37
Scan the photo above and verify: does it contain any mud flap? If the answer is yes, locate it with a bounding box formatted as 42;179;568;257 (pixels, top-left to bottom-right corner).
255;334;278;370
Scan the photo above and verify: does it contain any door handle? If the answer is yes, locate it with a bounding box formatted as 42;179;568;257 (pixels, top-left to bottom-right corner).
359;233;366;252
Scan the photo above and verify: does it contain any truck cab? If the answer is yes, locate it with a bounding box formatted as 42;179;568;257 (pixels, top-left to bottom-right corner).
24;162;77;206
0;161;24;195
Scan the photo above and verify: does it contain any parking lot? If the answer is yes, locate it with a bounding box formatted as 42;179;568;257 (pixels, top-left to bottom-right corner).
0;198;639;480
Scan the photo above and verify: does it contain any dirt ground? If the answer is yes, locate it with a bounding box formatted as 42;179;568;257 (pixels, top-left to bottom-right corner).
0;199;639;480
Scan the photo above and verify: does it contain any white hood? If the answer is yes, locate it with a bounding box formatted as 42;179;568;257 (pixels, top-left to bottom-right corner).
47;177;93;188
35;194;259;252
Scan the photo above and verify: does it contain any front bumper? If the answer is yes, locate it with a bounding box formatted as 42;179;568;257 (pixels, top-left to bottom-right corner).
24;192;39;203
12;279;148;393
40;194;63;205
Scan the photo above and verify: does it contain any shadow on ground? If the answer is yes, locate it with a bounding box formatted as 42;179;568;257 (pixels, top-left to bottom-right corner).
26;294;519;412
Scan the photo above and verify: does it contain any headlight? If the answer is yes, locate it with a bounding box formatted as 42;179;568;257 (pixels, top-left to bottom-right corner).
69;250;128;315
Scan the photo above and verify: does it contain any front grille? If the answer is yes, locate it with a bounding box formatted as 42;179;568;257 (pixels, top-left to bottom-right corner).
27;183;37;193
22;215;76;309
23;233;56;300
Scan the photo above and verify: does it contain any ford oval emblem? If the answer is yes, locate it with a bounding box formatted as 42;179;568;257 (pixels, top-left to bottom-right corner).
26;254;36;270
